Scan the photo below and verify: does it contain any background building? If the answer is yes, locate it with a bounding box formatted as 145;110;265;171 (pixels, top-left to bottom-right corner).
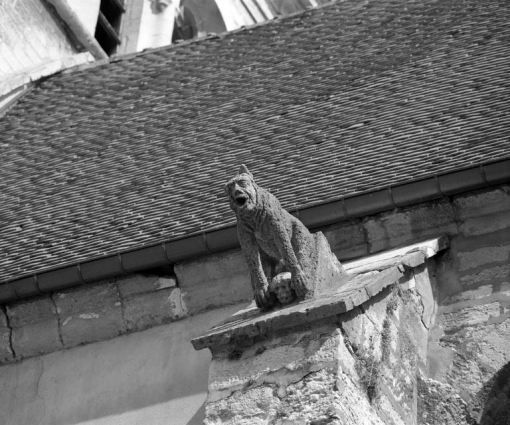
0;0;326;110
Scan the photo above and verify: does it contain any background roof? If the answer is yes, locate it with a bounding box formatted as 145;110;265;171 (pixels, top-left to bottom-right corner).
1;0;509;282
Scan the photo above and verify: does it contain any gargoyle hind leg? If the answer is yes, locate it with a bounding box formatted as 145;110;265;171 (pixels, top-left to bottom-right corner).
274;228;309;298
238;228;276;310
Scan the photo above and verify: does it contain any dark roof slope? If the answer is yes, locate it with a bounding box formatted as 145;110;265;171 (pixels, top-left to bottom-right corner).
1;0;509;282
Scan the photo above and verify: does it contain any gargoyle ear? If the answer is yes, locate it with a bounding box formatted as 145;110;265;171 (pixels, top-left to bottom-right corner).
238;164;253;177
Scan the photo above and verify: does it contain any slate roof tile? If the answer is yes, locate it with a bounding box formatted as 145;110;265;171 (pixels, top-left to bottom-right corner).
0;0;509;282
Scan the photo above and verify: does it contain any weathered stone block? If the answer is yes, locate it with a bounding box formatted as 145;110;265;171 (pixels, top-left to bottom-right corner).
459;212;510;237
11;319;62;358
55;281;125;348
206;324;384;425
321;220;368;261
402;289;430;368
0;327;14;363
199;253;436;425
206;386;281;425
55;280;118;316
279;369;356;423
457;244;510;272
4;297;62;361
364;200;456;253
441;284;498;306
429;292;510;421
123;287;187;332
454;186;510;237
418;376;472;425
117;274;176;298
208;322;340;399
59;312;125;349
341;288;390;358
453;186;510;219
414;262;438;330
204;301;425;425
459;263;510;288
6;296;57;327
176;250;252;315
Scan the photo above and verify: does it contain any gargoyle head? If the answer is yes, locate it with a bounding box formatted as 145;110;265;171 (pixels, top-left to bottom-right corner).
225;165;258;213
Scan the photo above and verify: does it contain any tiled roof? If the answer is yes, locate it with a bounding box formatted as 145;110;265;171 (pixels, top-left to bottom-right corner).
1;0;509;283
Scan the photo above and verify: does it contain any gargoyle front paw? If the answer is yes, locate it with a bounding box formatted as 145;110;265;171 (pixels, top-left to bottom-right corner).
291;269;309;298
254;285;276;311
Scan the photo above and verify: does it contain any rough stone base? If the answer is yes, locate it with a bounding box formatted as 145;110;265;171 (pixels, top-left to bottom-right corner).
205;323;386;425
417;376;473;425
202;266;435;425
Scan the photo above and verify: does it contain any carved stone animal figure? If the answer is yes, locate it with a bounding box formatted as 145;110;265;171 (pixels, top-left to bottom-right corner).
225;165;316;310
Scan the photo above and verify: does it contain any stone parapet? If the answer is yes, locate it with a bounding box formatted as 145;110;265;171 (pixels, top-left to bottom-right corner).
7;296;62;358
175;250;253;315
192;237;447;424
55;280;126;348
0;274;187;364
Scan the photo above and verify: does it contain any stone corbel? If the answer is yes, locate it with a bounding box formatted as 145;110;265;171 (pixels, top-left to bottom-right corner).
192;236;448;424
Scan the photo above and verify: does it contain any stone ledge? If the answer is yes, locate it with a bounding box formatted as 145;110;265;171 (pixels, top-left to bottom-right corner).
344;234;449;275
191;236;449;351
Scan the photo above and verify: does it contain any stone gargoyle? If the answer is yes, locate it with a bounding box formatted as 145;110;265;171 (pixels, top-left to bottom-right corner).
225;165;349;311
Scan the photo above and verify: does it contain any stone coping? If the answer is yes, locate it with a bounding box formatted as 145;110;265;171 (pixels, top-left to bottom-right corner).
343;234;449;274
191;236;448;351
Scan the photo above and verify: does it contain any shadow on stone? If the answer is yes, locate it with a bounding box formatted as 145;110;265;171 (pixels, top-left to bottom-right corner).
478;361;510;425
186;401;206;425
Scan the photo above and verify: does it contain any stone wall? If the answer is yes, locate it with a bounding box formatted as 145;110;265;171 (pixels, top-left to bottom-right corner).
0;274;186;363
426;187;510;424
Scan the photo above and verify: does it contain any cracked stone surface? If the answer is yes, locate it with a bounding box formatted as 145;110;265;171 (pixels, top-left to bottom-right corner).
203;263;436;424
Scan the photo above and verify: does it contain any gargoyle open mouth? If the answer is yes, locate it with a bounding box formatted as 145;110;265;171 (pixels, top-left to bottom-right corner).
235;195;248;206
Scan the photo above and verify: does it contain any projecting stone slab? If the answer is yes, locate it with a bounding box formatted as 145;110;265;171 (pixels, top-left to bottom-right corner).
191;266;402;351
344;234;449;275
192;236;449;352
